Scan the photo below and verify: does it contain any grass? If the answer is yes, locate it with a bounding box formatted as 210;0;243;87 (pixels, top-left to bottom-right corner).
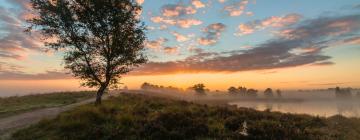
0;91;95;118
11;92;360;140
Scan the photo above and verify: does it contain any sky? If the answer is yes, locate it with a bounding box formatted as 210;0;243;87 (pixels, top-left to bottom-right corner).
0;0;360;95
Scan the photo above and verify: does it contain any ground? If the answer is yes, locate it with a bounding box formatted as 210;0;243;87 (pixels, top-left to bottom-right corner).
0;91;95;119
0;91;96;139
7;92;360;140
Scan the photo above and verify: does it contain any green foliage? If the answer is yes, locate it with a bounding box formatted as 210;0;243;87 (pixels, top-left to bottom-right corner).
27;0;147;104
12;93;360;140
0;91;95;118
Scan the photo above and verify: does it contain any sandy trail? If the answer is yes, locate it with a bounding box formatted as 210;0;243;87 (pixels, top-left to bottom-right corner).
0;97;100;139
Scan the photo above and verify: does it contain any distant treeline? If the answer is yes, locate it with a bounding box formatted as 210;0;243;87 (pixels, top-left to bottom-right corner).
334;87;360;98
141;82;183;92
141;82;285;98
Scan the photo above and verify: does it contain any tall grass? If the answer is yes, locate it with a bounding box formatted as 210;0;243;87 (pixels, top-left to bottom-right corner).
11;93;360;140
0;91;95;118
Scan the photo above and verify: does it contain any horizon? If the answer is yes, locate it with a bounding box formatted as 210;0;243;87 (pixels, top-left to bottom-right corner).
1;0;360;96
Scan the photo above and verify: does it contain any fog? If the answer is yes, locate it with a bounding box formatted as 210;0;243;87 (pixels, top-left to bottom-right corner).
2;85;359;118
132;89;360;118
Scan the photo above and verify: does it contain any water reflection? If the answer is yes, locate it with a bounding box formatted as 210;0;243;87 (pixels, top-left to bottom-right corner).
230;99;360;117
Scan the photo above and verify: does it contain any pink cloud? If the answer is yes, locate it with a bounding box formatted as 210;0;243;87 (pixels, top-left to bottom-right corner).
223;0;250;16
136;0;145;5
161;4;196;17
235;13;302;36
177;18;203;28
171;32;192;42
145;38;168;50
150;16;202;28
218;0;226;3
191;0;206;8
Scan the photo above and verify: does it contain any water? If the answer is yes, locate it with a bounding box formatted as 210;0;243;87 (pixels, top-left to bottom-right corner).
229;90;360;118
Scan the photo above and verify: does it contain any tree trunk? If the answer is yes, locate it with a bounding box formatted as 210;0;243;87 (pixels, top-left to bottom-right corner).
95;85;107;105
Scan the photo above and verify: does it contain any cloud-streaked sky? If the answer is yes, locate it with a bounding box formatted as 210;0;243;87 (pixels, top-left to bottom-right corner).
0;0;360;94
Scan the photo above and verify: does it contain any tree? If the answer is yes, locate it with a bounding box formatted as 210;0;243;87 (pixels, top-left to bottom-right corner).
228;86;238;94
141;82;152;90
264;88;273;98
191;84;206;94
238;86;247;95
276;89;282;98
246;89;258;97
27;0;147;105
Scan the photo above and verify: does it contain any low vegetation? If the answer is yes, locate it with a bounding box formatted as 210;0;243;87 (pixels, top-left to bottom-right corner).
0;91;95;118
12;93;360;140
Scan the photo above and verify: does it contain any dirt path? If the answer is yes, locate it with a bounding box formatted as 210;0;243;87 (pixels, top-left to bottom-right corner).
0;97;99;139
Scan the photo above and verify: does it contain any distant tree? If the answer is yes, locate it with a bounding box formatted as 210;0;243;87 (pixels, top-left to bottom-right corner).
246;89;258;97
238;86;247;95
264;88;274;98
228;86;238;94
191;84;206;94
276;89;282;98
123;86;128;91
141;82;151;90
27;0;147;105
335;87;352;98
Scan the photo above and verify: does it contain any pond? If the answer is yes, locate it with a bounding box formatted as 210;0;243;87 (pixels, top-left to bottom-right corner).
229;90;360;118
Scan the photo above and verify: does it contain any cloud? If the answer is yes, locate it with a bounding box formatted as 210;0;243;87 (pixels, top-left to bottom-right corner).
177;18;203;28
145;38;179;55
198;23;226;46
0;62;23;72
311;61;335;66
171;32;193;42
0;6;43;60
223;0;250;16
150;16;176;25
150;2;203;29
161;4;196;17
131;14;360;75
0;70;71;80
163;47;179;54
235;13;302;36
150;16;202;28
191;0;206;9
277;15;360;40
343;37;360;45
136;0;145;5
145;38;168;50
218;0;227;3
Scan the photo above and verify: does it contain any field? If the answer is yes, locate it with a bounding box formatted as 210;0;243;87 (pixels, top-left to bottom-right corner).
11;92;360;140
0;91;95;119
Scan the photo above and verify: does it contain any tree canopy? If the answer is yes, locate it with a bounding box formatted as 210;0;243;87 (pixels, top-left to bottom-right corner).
27;0;147;104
